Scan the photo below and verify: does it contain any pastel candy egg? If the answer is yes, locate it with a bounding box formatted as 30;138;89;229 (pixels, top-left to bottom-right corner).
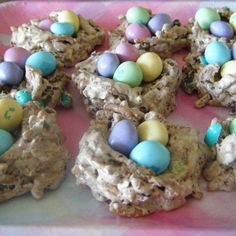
229;12;236;33
136;52;163;82
113;61;143;87
147;13;172;34
108;119;138;156
38;19;54;31
15;89;32;105
130;140;170;174
4;47;31;69
199;55;208;65
115;42;139;62
195;7;220;30
125;23;151;43
97;52;120;78
50;22;75;36
26;51;57;77
126;6;150;24
204;41;231;66
0;98;23;131
210;20;234;38
0;62;24;86
204;122;222;147
137;120;168;145
232;42;236;60
229;118;236;134
58;10;80;32
220;60;236;77
0;129;14;156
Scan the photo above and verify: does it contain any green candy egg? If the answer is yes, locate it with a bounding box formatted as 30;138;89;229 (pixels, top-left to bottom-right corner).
229;118;236;134
195;7;220;30
15;89;32;105
204;122;222;147
126;6;150;25
113;61;143;87
60;94;72;108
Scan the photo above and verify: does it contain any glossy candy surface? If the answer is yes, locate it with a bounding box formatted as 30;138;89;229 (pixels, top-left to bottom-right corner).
50;22;75;36
232;42;236;60
115;42;139;62
15;89;32;105
126;6;150;24
220;60;236;77
0;129;14;156
38;19;54;31
58;10;80;32
210;20;234;38
204;122;222;147
229;12;236;33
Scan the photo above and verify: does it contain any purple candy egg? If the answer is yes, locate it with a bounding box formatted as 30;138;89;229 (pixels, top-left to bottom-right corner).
115;42;139;62
147;13;172;34
4;47;31;69
232;42;236;60
108;119;138;156
38;19;54;31
0;62;24;86
125;23;151;43
210;20;234;38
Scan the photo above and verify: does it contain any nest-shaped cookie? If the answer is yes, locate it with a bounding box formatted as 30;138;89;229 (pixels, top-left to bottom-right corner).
0;100;70;202
11;11;105;67
72;107;210;217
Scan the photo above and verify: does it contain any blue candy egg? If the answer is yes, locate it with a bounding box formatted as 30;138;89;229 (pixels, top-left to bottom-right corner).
204;41;231;66
210;20;234;38
26;51;57;77
97;52;120;78
15;89;32;105
204;122;222;147
108;119;138;156
199;55;208;64
130;140;170;174
50;22;75;36
0;129;14;155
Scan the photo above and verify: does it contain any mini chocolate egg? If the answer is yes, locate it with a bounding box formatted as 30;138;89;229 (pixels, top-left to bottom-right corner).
126;6;150;24
0;98;23;131
58;10;80;32
50;22;75;36
130;140;170;174
204;122;222;147
229;118;236;134
147;13;172;34
204;41;231;66
125;23;151;43
0;129;14;156
97;52;120;78
220;60;236;77
137;120;168;145
229;12;236;33
108;119;138;156
195;7;220;30
113;61;143;87
15;89;32;105
115;42;139;62
26;51;57;77
0;62;24;86
199;55;208;65
60;94;72;108
38;19;54;31
210;20;234;38
136;52;163;82
4;47;31;69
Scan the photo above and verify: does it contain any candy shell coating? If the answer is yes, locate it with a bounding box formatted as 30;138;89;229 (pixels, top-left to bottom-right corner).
229;12;236;33
210;20;234;38
126;6;150;24
115;42;139;62
130;140;170;174
15;89;32;105
232;42;236;60
229;118;236;134
199;55;208;65
58;10;79;32
0;129;14;156
38;19;54;31
220;60;236;77
50;22;75;36
204;122;222;147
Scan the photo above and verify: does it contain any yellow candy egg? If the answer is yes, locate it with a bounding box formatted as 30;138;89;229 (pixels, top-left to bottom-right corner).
58;10;80;32
230;12;236;33
0;98;23;131
220;60;236;77
136;52;163;82
137;120;169;145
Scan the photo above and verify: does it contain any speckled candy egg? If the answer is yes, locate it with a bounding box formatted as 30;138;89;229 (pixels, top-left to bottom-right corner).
4;47;31;69
108;119;138;156
130;140;170;174
50;22;75;36
136;52;163;82
0;62;24;86
126;6;150;24
0;129;14;156
147;13;172;34
15;89;32;105
204;122;222;147
195;7;221;30
113;61;143;87
125;23;151;43
96;52;120;78
58;10;80;32
26;51;57;77
0;98;23;131
220;60;236;77
210;20;234;38
115;42;139;62
204;41;231;66
229;12;236;33
38;19;54;31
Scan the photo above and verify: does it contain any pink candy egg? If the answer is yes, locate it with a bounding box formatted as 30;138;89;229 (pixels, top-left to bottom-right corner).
125;23;151;43
115;42;139;62
38;19;54;31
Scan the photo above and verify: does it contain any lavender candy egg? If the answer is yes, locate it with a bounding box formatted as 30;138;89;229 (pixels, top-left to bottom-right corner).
210;20;234;38
125;23;151;43
4;47;31;69
115;42;139;62
38;19;54;31
108;119;138;156
0;62;24;86
147;13;172;34
232;42;236;60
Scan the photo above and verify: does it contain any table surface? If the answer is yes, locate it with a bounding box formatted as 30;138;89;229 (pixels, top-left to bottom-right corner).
0;1;236;236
